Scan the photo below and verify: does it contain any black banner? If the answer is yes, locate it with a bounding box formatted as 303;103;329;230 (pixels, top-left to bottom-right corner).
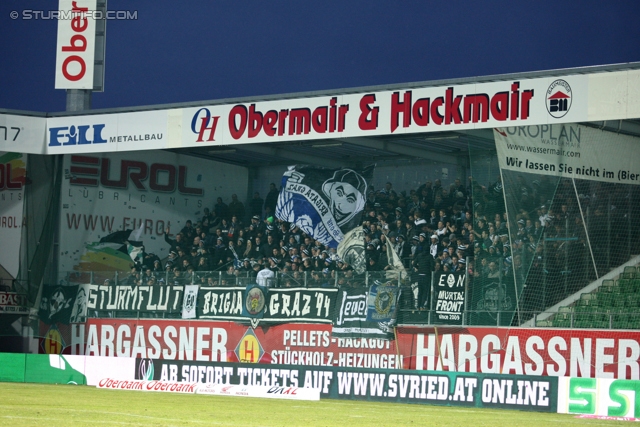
135;358;558;412
275;165;373;249
198;286;337;324
39;285;78;324
85;284;184;313
433;272;466;325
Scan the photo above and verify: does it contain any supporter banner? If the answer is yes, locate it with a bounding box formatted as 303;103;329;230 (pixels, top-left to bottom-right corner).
366;281;399;324
0;152;27;279
62;321;640;380
182;285;198;319
557;377;640;418
197;286;337;324
433;272;466;325
134;358;557;411
495;124;640;185
333;287;395;340
58;151;248;274
83;283;184;313
39;285;78;324
0;292;28;315
275;165;373;249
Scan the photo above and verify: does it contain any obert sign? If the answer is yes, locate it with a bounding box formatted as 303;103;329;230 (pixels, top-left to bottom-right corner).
55;0;97;89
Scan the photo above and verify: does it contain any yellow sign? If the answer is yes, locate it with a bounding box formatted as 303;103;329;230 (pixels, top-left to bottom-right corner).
43;327;64;355
235;329;264;363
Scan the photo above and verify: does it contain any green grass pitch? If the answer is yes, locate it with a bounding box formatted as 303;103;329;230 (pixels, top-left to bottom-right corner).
0;383;625;426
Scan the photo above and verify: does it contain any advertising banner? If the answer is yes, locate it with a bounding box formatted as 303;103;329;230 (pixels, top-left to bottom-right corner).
557;377;640;419
495;123;640;185
47;110;169;154
0;115;46;154
58;151;248;274
433;272;466;325
55;0;97;90
0;292;29;315
40;69;640;156
133;358;557;411
60;320;640;380
0;152;26;279
74;319;404;370
177;75;589;150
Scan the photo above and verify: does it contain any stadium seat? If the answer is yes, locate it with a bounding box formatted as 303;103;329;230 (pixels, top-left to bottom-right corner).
623;266;637;278
599;279;615;292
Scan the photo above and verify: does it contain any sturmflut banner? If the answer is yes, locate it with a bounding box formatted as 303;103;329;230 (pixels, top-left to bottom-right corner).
494;124;640;185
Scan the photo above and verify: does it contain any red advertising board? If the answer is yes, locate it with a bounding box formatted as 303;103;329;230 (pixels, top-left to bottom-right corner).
68;319;640;380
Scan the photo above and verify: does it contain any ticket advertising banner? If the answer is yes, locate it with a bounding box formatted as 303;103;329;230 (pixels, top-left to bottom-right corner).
133;358;557;411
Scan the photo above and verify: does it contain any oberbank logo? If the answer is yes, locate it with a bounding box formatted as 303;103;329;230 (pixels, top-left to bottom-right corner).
191;108;220;142
546;79;572;118
49;124;107;146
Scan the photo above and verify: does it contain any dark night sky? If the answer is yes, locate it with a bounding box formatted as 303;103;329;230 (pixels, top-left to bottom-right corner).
1;1;639;112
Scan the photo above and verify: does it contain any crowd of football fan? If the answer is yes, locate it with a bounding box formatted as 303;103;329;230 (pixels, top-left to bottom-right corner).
123;174;631;313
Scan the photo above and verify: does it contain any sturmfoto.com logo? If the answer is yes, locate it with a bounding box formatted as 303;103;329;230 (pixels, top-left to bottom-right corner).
546;79;572;118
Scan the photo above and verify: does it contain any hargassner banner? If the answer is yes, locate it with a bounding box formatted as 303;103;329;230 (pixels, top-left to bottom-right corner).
55;0;97;89
0;114;46;154
495;123;640;185
58;151;248;272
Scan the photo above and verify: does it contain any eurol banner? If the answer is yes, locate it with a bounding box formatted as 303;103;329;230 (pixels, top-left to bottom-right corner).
65;320;640;380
